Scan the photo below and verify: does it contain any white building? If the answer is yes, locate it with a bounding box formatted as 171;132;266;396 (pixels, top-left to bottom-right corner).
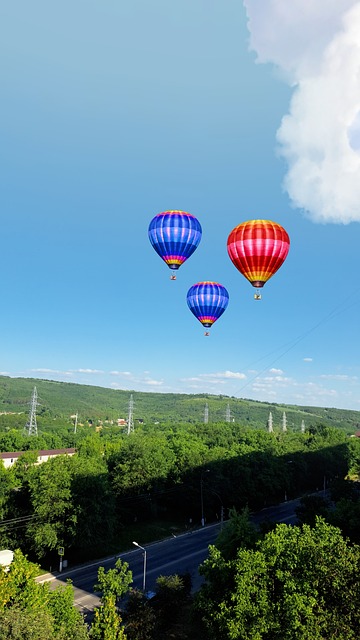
0;448;76;469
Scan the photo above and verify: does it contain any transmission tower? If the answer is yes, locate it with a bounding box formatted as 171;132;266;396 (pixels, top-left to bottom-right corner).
74;412;78;434
25;386;38;436
225;403;231;423
301;419;305;433
267;411;273;433
204;403;209;424
127;394;134;434
282;411;287;432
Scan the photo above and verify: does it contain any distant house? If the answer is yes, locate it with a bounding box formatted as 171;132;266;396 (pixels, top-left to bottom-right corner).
0;448;76;469
117;419;127;426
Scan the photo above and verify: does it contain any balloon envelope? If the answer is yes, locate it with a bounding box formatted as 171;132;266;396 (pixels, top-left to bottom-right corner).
187;281;229;328
148;210;202;272
227;219;290;288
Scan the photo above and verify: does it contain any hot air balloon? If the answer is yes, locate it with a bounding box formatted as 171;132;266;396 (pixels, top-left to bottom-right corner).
227;219;290;299
148;210;202;280
187;281;229;336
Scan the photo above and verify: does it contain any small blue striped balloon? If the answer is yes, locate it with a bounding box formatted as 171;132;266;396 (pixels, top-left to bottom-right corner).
187;281;229;331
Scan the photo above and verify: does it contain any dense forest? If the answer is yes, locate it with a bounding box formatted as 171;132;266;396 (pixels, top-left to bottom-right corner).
1;375;360;434
2;376;360;637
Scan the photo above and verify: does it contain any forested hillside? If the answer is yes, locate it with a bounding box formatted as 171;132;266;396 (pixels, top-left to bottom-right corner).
0;375;360;435
1;375;360;637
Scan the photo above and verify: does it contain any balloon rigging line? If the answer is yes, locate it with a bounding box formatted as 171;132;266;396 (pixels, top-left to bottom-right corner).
232;287;360;398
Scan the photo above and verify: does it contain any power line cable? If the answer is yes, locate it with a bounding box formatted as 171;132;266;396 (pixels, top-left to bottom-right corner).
233;287;360;397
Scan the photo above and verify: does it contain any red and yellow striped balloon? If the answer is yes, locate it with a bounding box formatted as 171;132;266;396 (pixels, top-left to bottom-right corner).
227;220;290;290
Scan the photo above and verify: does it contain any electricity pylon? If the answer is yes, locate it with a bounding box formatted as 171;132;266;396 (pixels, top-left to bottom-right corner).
204;403;209;424
127;394;134;434
25;386;38;436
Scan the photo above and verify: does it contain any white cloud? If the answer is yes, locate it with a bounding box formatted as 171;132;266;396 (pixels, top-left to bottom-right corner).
244;1;360;223
269;368;283;374
110;371;132;377
200;371;247;380
30;368;73;376
303;357;313;362
320;373;358;380
144;379;164;386
31;368;61;373
72;369;104;374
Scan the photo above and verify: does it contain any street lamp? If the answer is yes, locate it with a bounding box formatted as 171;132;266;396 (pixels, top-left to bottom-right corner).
200;469;210;527
132;541;147;592
208;488;225;530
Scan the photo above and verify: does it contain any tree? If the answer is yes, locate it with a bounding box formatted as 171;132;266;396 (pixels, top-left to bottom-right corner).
94;559;133;602
295;494;330;527
90;594;127;640
26;456;76;557
195;518;360;639
48;581;89;639
0;550;89;639
124;590;156;640
90;559;133;640
70;455;116;553
215;507;258;560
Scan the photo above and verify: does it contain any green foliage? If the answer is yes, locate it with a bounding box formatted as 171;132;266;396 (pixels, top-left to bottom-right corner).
109;432;176;495
295;495;330;527
124;590;156;640
215;507;259;560
70;455;116;551
90;593;126;640
195;518;360;639
0;374;359;434
327;495;360;544
91;559;132;640
0;550;89;639
26;456;76;557
0;604;56;640
95;559;133;601
48;581;89;640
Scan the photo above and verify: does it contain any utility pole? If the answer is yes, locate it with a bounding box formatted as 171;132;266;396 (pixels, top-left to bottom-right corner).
282;411;287;432
74;412;78;434
301;419;305;433
25;386;38;436
225;403;231;423
267;411;273;433
127;394;134;435
204;403;209;424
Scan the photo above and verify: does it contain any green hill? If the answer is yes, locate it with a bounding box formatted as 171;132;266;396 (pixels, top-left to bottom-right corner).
0;375;360;434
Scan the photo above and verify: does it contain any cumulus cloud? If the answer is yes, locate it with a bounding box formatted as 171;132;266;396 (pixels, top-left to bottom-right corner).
31;368;73;376
320;373;358;380
200;371;247;380
144;378;164;386
243;0;360;223
73;369;104;374
110;371;132;376
269;368;283;374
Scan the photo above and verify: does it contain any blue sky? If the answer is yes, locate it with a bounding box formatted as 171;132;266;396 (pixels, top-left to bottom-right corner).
1;1;360;411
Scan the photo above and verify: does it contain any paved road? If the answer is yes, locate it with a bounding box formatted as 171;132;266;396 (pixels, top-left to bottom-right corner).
37;496;302;616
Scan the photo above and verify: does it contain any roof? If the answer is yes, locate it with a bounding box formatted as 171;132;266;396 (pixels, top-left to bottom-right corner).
0;448;76;459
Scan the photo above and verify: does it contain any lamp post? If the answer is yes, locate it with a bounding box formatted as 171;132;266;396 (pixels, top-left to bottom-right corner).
200;469;210;527
208;488;225;530
132;541;147;592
